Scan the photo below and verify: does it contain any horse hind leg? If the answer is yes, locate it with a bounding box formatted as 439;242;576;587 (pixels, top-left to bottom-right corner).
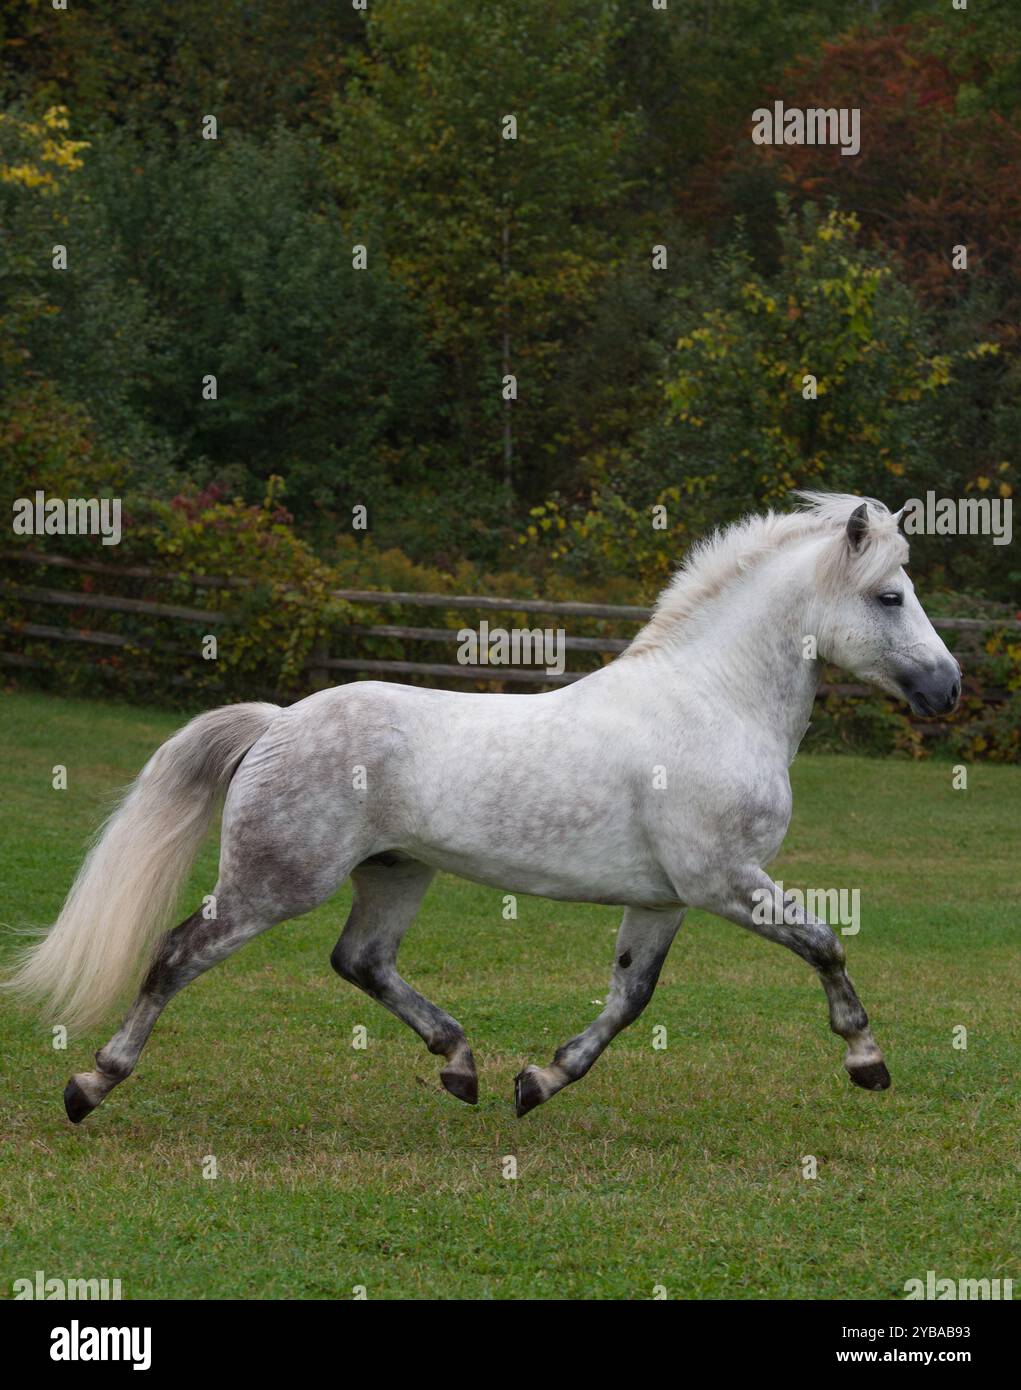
331;857;478;1104
64;892;280;1123
515;904;684;1117
63;753;373;1123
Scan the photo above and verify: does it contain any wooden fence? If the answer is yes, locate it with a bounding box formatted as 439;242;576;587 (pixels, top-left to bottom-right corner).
1;547;1017;715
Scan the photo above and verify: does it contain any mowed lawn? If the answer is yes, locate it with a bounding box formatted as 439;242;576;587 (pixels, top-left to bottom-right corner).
0;689;1017;1301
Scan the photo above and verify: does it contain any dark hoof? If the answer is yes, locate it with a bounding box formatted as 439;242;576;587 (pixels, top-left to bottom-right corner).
440;1066;478;1105
63;1077;97;1124
514;1066;546;1118
848;1060;892;1091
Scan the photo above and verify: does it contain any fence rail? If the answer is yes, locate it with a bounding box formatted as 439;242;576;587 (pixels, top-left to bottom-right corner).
2;547;1017;711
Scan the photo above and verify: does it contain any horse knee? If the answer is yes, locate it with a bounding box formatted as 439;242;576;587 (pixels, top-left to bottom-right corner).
802;922;845;972
331;936;387;992
330;939;360;985
610;959;660;1028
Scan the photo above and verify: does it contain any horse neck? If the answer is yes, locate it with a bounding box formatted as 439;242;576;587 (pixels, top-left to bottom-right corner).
633;560;821;758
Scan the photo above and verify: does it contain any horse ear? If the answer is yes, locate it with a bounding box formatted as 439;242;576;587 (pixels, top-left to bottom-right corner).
846;502;869;552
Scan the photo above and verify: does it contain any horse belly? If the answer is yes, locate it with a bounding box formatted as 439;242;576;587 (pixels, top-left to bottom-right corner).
406;836;678;906
401;764;674;903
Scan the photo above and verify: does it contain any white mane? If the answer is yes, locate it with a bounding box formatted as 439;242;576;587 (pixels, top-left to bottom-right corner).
628;492;908;655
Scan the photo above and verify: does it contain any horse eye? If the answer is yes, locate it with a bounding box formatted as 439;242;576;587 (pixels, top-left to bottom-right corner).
877;592;903;608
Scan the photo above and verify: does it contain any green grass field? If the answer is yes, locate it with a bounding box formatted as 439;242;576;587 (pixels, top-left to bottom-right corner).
0;689;1017;1300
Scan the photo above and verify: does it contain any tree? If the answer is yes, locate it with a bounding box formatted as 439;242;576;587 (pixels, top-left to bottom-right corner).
0;0;364;137
725;25;1021;339
521;202;1016;599
15;125;437;523
328;0;635;500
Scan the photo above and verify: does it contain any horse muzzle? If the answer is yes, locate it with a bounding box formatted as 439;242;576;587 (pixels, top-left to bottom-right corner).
895;660;962;718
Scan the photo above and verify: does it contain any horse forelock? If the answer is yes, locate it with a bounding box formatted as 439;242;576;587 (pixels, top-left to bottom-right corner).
627;492;908;655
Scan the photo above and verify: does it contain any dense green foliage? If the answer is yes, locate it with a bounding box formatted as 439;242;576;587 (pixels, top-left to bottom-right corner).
2;1;1017;575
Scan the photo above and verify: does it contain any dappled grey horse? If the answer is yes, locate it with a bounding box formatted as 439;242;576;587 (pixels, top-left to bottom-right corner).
7;494;961;1123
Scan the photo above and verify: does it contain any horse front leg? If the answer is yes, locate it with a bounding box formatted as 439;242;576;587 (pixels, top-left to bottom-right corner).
515;905;684;1117
710;866;890;1091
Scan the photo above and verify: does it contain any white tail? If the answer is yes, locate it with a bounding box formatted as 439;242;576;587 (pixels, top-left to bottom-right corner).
3;701;280;1035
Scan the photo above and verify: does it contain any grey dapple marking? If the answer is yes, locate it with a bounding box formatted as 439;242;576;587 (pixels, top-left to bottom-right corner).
5;494;961;1123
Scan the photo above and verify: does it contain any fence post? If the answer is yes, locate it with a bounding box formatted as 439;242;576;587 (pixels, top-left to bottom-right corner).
308;638;330;692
